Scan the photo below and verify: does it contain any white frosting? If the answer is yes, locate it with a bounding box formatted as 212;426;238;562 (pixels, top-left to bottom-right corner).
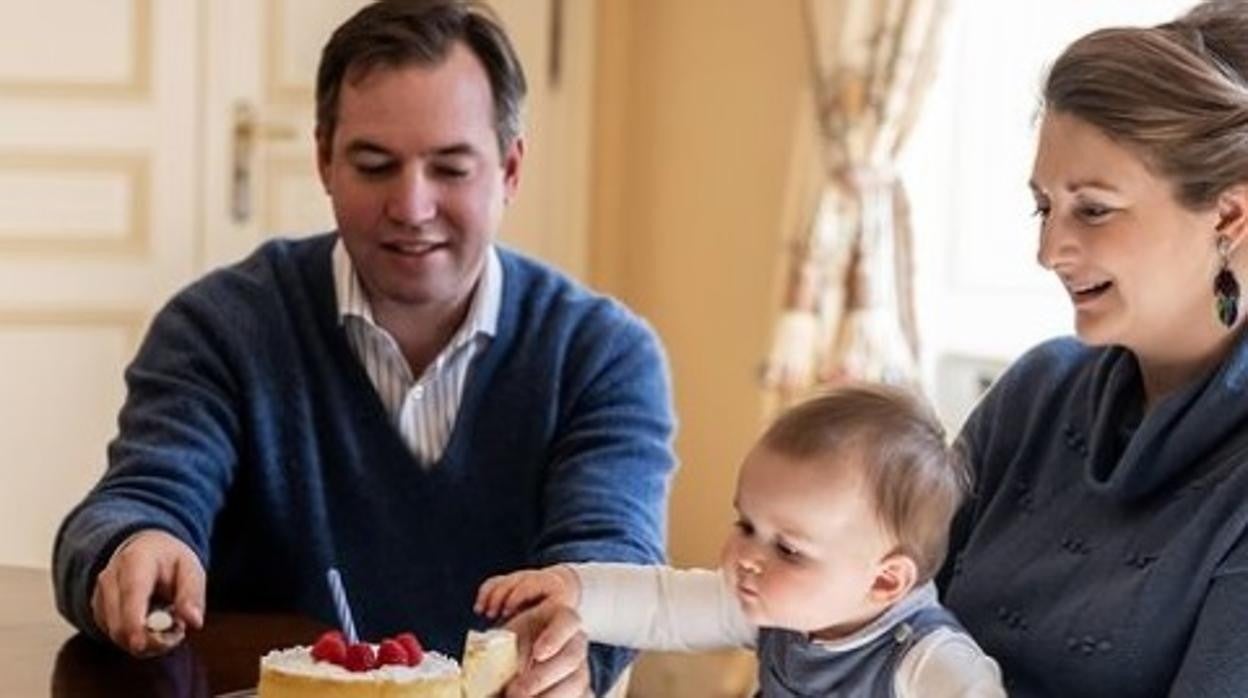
261;645;460;682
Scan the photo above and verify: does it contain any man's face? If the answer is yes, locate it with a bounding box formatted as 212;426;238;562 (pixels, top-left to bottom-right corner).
317;43;523;315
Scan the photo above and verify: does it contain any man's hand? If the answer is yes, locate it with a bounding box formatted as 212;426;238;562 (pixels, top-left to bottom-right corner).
476;565;581;621
91;529;205;657
504;599;592;698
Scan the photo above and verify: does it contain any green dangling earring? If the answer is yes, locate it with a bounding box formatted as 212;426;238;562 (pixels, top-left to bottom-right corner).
1214;235;1240;328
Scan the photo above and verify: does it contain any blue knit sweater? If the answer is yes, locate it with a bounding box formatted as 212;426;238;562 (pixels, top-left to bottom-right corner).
941;335;1248;696
53;234;676;694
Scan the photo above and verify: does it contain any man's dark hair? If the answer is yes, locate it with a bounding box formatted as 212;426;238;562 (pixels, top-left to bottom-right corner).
316;0;527;154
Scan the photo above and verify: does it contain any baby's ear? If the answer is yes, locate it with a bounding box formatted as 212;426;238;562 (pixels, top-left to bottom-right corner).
868;553;918;606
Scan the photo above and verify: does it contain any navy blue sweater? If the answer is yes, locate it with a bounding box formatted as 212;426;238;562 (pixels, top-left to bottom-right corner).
53;234;676;694
941;336;1248;697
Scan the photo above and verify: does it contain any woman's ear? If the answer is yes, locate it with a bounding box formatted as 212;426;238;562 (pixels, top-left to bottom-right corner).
868;552;918;606
1215;183;1248;252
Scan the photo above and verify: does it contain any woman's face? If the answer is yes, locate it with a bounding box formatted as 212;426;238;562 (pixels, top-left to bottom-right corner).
1030;110;1223;355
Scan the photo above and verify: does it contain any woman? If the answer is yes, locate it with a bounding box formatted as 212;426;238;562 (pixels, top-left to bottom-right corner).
940;1;1248;695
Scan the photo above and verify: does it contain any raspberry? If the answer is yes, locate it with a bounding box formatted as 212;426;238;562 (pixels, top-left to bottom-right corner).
395;632;424;666
377;638;409;666
310;631;347;666
344;642;377;672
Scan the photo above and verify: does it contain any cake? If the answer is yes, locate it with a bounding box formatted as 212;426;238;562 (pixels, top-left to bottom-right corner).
461;630;520;698
258;628;518;698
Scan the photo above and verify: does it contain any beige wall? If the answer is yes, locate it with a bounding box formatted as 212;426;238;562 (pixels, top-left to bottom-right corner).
591;0;807;568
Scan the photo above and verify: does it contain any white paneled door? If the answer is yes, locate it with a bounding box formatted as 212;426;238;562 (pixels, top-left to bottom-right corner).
0;0;198;568
0;0;593;568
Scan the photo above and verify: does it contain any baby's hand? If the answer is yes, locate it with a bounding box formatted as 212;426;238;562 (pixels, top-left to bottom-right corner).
474;565;580;620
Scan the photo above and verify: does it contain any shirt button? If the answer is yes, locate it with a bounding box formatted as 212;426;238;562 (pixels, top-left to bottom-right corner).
411;385;425;399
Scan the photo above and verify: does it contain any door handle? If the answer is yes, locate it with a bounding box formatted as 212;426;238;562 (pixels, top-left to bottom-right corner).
231;101;297;224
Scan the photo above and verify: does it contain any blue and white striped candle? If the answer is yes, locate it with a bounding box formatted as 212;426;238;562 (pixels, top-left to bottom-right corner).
326;567;359;644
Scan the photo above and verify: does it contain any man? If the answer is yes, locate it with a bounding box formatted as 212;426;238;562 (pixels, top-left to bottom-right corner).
52;2;676;695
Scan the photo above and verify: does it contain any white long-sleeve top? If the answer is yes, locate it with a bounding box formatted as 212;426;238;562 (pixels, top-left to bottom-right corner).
573;563;1005;698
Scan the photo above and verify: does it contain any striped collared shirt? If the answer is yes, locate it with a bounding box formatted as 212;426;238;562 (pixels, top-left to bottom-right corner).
332;239;502;466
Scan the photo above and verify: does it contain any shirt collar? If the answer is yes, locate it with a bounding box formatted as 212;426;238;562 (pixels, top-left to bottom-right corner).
332;237;502;343
809;581;940;652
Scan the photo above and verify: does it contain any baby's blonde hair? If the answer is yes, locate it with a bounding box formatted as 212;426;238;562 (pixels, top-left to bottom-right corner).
759;384;969;583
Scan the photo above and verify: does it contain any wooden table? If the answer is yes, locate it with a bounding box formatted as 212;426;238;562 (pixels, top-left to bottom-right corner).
0;565;327;697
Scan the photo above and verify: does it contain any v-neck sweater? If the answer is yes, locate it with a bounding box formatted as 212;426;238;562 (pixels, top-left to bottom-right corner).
53;233;676;694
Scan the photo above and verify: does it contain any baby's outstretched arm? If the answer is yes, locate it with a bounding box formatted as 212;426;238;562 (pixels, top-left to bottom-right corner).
475;565;581;620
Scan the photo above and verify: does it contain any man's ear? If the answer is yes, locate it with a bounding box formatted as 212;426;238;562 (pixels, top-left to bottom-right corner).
868;553;918;607
1215;183;1248;252
315;125;333;194
501;136;525;203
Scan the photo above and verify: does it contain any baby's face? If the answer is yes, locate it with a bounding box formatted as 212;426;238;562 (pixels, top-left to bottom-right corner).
720;447;899;638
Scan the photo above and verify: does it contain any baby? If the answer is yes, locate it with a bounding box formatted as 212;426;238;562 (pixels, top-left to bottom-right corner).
477;384;1004;697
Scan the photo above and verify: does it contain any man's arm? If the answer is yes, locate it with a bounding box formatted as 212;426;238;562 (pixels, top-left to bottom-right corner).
530;307;677;695
53;287;241;647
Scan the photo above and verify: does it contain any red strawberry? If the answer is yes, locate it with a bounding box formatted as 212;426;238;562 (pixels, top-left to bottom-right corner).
395;632;424;666
343;642;377;672
377;638;409;666
311;631;347;665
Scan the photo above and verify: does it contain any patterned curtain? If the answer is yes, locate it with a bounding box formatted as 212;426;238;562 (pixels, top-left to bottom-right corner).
761;0;951;410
